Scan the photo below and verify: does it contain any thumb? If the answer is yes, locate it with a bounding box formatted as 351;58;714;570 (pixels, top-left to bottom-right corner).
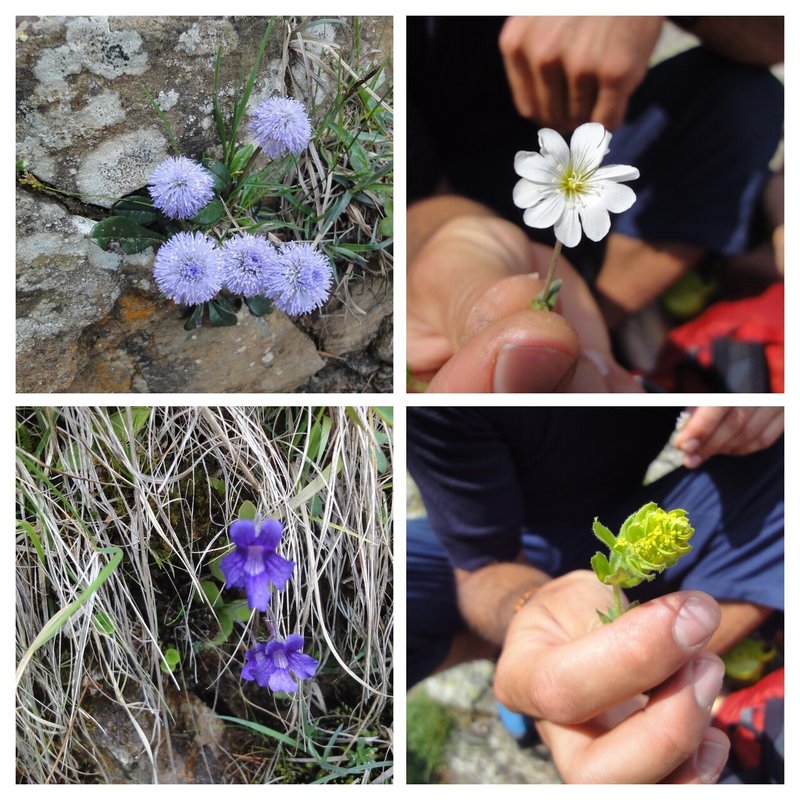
427;297;580;392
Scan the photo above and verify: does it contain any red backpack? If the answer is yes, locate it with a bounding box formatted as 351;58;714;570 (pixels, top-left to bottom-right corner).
650;283;783;392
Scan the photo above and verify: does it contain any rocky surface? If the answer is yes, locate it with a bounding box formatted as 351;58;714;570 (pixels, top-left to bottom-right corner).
16;16;392;392
81;683;234;783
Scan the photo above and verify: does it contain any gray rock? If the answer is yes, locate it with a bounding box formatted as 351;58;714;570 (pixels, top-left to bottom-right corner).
16;189;126;391
317;276;392;356
81;683;231;783
16;189;324;392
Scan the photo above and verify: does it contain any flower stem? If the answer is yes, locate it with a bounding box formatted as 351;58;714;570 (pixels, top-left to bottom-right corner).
532;239;563;311
613;584;623;620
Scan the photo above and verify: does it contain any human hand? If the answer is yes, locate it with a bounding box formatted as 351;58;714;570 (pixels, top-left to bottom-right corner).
407;198;642;392
499;16;664;131
674;407;784;468
494;571;730;783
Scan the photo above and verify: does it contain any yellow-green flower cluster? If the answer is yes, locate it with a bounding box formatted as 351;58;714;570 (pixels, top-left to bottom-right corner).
591;502;694;589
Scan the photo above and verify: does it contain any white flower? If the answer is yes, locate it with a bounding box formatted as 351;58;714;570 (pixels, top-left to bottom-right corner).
513;122;639;248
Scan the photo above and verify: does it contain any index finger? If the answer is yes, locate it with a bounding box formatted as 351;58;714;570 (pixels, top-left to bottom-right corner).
495;591;721;724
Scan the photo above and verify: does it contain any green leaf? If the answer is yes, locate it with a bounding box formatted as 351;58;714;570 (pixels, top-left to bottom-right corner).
160;646;181;674
238;500;258;521
378;199;393;238
592;519;617;550
217;715;303;750
244;295;273;316
596;608;614;624
375;446;388;474
203;160;232;194
184;303;206;331
230;143;256;175
112;195;159;225
225;19;274;166
93;611;115;635
231;601;252;623
531;279;563;312
17;519;45;566
15;546;123;687
108;407;151;445
590;551;611;582
208;476;226;494
374;407;393;426
199;579;222;608
91;216;164;254
308;494;323;517
349;141;370;172
209;554;226;583
190;198;225;226
208;298;238;327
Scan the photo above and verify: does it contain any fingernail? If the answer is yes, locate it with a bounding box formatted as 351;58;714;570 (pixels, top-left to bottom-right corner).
680;438;701;454
691;657;725;709
694;738;729;783
494;345;574;392
684;454;702;469
674;596;719;649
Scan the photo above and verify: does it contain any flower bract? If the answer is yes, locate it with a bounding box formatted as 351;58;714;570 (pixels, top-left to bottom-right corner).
221;233;280;297
220;518;294;611
152;231;224;306
242;634;319;693
513;122;639;248
262;242;333;316
249;96;312;158
147;156;215;220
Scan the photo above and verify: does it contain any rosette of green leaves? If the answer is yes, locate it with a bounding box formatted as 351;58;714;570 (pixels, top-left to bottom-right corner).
590;502;694;622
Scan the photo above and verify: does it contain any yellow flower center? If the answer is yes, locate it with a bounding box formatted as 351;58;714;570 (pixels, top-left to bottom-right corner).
559;167;589;200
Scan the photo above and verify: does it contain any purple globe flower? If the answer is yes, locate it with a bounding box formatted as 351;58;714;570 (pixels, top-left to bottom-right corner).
262;241;333;316
221;233;280;297
153;231;224;306
147;156;215;220
220;518;294;612
242;635;319;693
249;96;312;158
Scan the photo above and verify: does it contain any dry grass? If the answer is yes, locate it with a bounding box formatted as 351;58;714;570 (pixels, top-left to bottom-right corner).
16;406;393;784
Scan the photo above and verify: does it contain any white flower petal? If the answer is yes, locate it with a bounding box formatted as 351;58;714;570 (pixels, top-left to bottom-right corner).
514;151;559;183
578;198;611;242
569;122;611;174
598;182;637;213
593;164;640;183
538;128;570;165
554;207;582;247
513;178;549;208
522;192;566;229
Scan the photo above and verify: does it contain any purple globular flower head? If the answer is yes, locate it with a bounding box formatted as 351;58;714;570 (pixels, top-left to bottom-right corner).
262;242;333;316
147;156;215;220
249;96;312;158
221;233;280;297
153;231;224;306
242;635;319;692
220;518;295;612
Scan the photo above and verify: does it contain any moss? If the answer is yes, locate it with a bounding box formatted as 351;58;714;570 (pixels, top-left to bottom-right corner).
407;690;455;783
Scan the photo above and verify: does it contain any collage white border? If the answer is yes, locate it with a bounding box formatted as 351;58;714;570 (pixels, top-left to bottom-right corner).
7;0;797;793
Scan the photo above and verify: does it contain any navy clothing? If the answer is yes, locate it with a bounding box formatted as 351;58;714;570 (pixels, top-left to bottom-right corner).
407;408;784;688
408;18;783;278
